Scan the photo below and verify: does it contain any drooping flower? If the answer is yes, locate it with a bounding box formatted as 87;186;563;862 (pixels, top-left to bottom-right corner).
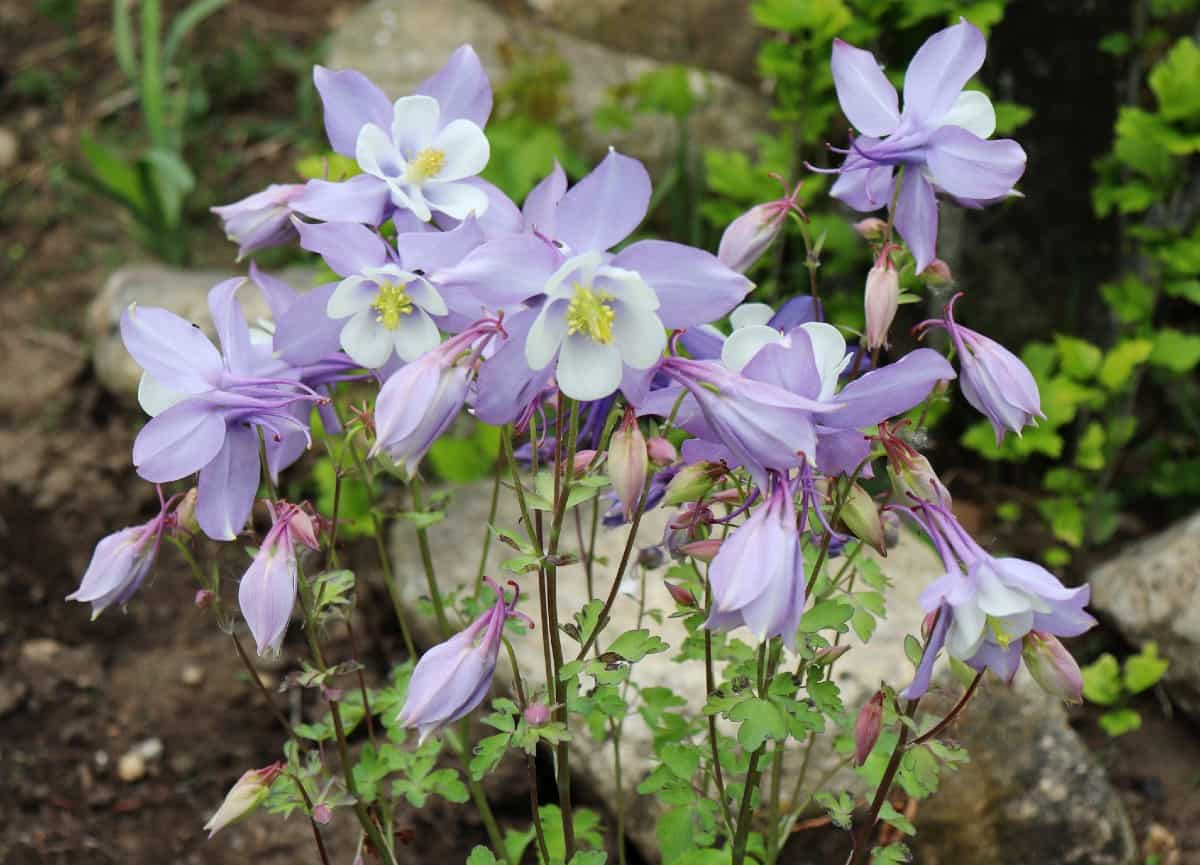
211;184;305;259
820;19;1026;272
900;499;1096;699
705;473;806;650
238;501;319;655
917;292;1043;442
66;488;178;617
398;578;531;743
122;279;326;540
204;762;284;837
717;178;805;273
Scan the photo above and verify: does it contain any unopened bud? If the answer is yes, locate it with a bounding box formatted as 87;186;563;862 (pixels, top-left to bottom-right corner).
1022;631;1083;704
662;462;718;506
839;482;885;555
204;762;283;837
864;261;900;351
175;488;200;535
664;581;698;608
854;691;885;766
679;538;722;562
523;702;551;726
607;407;647;520
717;182;804;273
923;258;954;287
194;589;215;609
646;436;678;466
888;451;951;507
853;217;887;241
573;449;598;476
813;644;851;665
638;545;667;570
311;803;332;825
921;610;939;643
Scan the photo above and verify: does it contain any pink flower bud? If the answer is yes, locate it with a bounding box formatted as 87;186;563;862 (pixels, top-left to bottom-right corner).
717;178;804;273
664;581;698;608
924;258;954;286
864;260;900;351
854;691;885;766
311;803;332;825
1022;631;1083;704
853;218;887;240
204;762;283;837
646;436;678;467
607;407;647;520
678;538;722;562
194;589;215;609
523;702;551;726
921;610;939;642
839;482;885;555
573;449;599;476
174;488;200;536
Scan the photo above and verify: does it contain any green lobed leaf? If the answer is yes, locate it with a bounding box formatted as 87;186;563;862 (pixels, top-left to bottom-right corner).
1124;642;1169;694
1081;654;1123;706
1098;707;1142;737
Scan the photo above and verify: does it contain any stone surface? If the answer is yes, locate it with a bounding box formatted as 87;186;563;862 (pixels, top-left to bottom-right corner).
392;480;1133;862
1089;511;1200;716
326;0;769;174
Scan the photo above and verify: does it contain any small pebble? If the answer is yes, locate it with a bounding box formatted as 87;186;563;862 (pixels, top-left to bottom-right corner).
117;752;146;783
134;737;164;761
93;750;109;770
181;665;205;687
0;128;17;171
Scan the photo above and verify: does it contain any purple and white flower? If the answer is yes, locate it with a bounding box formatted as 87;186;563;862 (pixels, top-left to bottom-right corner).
211;184;305;259
238;501;320;656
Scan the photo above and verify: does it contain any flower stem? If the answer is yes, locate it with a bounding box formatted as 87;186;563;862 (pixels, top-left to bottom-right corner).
410;476;450;638
911;670;983;746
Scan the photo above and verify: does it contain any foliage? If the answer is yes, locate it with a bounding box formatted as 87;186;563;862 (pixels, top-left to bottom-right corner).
1081;642;1169;736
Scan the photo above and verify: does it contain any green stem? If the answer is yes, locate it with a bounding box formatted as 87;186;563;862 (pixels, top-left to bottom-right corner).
410;476;450;638
475;453;505;597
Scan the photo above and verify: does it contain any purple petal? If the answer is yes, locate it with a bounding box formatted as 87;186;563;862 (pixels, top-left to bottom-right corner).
678;326;724;360
396;214;484;273
293;218;390;277
967;641;1021;682
266;425;309;481
473;307;554;424
133;400;227;482
291;175;390;226
821;348;955;428
120;305;222;394
894;170;938;274
611;240;751;330
249;263;298;323
434;234;560;312
238;546;297;654
815;427;872;477
769;296;820;330
273;283;343;365
555;150;650;253
902;19;986;125
741;327;822;399
832;39;900;137
901;603;950;699
522;161;567;235
431;178;521;240
196;424;260;540
925;126;1026;200
415;45;493;129
313;66;394;157
830;152;894;213
207;278;254;376
66;528;143;610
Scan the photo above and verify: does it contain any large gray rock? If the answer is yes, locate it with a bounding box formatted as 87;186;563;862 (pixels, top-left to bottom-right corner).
1089;511;1200;716
326;0;769;174
392;480;1133;863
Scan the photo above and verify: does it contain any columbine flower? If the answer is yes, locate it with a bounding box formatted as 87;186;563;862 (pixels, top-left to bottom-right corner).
819;19;1026;272
238;501;319;655
204;762;284;837
211;184;304;259
397;578;531;743
67;489;176;617
717;178;805;273
294;46;492;226
705;473;806;650
917;293;1043;442
122;279;326;540
900;499;1096;699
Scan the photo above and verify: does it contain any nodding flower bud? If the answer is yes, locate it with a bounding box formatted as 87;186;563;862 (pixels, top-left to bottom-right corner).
840;482;886;555
853;217;887;241
1022;631;1084;704
311;803;333;825
888;449;951;507
678;538;722;563
607;407;648;520
204;762;284;837
646;436;678;467
864;253;900;352
662;462;719;507
854;691;886;766
717;178;805;273
194;589;215;609
174;488;200;536
523;702;552;726
664;581;699;608
814;644;851;666
210;184;304;259
924;258;954;287
573;449;600;476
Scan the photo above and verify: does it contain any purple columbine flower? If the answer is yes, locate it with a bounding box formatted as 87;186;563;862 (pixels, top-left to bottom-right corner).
900;499;1096;699
917;293;1043;443
705;473;806;650
238;501;320;655
122;279;327;540
66;487;178;617
817;19;1026;272
293;46;493;227
211;184;305;259
397;578;532;743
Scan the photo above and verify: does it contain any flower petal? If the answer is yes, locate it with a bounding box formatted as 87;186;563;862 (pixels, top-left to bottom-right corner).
722;325;783;372
396;214;483;272
239;546;297;654
120;304;222;394
555;149;650;253
611;240;751;330
341;309;395;369
522;161;567;235
611;303;666;370
925;125;1027;201
133;400;226;482
328;276;379;319
902;19;986;125
821;347;954;428
942;89;996;138
137;372;186;417
207;278;255;376
415;44;493;129
392;309;442;362
313;66;393;157
390;95;441;157
356;122;405;178
556;333;623;401
291;175;391;226
830;157;894;213
893;170;938;274
422;180;490;220
475;307;555;424
293;218;390;277
832;39;900;136
275;284;343;365
430;119;490;181
434;234;560;311
730;302;775;330
524;301;568;370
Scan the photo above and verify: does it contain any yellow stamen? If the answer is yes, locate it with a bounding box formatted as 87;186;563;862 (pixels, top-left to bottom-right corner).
566;284;615;344
373;281;414;330
406;148;446;183
987;616;1013;649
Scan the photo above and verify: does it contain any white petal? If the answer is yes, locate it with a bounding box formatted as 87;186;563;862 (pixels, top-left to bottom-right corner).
721;324;784;372
340;309;394;368
525;301;568;370
611;303;666;369
976;569;1032;617
422;181;489;220
800;322;849;401
594;265;660;310
941;90;996;139
356;123;403;179
392;309;442;362
390;95;440;156
430;119;490;181
947;603;986;658
328;276;378;319
137;372;186;417
730;302;775;331
545;252;602;300
406;277;449;317
391;182;431;222
557;333;623;401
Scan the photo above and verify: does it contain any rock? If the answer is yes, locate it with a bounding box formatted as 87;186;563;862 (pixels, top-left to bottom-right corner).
326;0;769;174
132;737;164;762
0;126;17;170
87;265;314;401
116;751;147;783
19;638;101;693
20;637;64;665
0;679;27;718
917;672;1136;865
181;665;206;687
1089;511;1200;715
